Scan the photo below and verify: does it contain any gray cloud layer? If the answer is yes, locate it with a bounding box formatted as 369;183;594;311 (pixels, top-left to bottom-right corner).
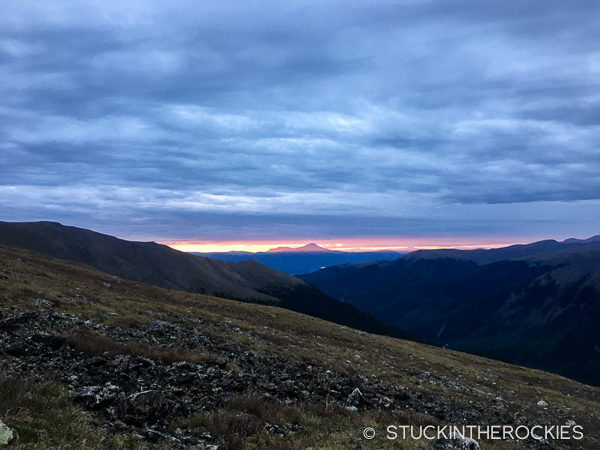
1;1;599;240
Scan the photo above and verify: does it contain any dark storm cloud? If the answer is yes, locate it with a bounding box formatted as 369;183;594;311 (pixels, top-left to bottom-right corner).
1;0;599;239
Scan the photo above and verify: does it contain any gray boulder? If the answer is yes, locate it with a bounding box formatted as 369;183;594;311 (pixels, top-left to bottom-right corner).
347;387;362;406
433;431;480;450
33;298;53;310
119;390;182;426
74;384;124;409
0;421;18;447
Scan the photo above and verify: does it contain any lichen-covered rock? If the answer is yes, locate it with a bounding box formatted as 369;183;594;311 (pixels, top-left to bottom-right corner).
347;387;362;406
33;298;53;310
0;421;18;447
119;390;183;426
432;431;480;450
74;384;124;409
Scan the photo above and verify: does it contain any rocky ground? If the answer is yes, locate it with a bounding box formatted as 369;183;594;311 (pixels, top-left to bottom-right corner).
0;303;447;448
0;301;588;449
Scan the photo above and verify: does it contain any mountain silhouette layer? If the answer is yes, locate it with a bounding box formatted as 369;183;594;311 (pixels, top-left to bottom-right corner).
301;238;600;385
195;245;404;275
0;221;417;341
266;243;337;253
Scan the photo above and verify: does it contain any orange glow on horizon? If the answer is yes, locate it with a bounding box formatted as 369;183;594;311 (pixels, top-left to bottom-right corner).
162;237;527;253
167;241;303;253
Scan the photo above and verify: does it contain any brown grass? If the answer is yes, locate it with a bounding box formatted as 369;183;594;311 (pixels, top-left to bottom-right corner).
65;328;223;365
173;395;303;449
228;395;302;425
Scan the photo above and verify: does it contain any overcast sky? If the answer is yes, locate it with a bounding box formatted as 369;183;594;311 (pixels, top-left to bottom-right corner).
1;1;599;245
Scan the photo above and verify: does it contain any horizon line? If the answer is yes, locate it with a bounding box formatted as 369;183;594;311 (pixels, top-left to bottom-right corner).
163;238;532;254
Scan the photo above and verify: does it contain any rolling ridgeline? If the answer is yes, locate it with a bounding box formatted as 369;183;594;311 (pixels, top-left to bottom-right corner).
300;237;600;386
0;221;414;342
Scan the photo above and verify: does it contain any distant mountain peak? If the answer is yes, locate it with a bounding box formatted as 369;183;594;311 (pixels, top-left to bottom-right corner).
266;243;336;253
303;243;329;251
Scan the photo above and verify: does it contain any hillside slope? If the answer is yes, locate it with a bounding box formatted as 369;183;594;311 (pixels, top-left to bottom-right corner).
301;240;600;386
0;221;414;340
1;245;599;448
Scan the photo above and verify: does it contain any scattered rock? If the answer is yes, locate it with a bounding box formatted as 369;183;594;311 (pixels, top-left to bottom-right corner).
0;310;37;330
264;423;284;435
4;343;27;358
142;427;180;445
74;384;124;409
347;387;362;406
145;321;177;337
121;390;182;426
31;334;65;350
172;373;195;385
33;298;53;310
0;304;583;449
433;431;480;450
84;356;107;368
